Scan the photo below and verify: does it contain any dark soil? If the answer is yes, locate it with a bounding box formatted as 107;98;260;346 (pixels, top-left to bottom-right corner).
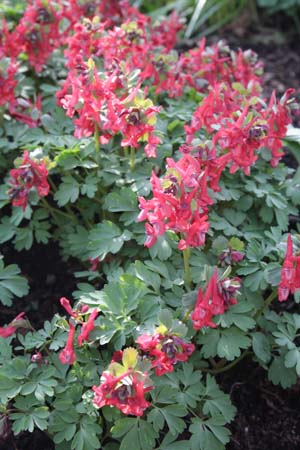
221;359;300;450
1;9;300;450
1;242;78;328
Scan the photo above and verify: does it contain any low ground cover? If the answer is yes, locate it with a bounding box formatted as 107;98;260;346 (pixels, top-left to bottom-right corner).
0;1;300;449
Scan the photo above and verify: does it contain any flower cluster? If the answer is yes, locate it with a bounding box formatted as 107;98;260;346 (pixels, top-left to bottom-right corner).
191;271;241;329
93;348;152;416
138;153;212;249
136;329;195;376
56;15;165;154
8;151;50;211
185;84;295;175
278;235;300;301
137;81;296;248
58;297;98;364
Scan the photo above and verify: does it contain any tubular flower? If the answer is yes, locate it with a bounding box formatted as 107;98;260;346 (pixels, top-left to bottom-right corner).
7;151;50;210
0;312;27;338
93;348;152;416
60;297;98;348
138;154;211;250
9;0;64;72
278;234;300;301
59;322;76;365
191;270;241;330
136;332;195;376
78;308;99;346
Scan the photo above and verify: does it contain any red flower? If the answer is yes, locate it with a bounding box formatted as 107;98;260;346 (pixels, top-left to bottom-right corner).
93;348;152;416
136;332;195;376
191;270;240;329
78;309;98;346
0;59;18;107
8;151;49;210
278;234;299;301
93;371;151;416
0;312;26;338
59;322;76;365
138;154;211;250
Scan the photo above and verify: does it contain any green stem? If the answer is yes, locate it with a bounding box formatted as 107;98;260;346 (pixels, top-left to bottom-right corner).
94;123;100;164
182;306;193;323
124;146;129;158
183;246;191;290
41;198;69;226
255;289;278;320
48;176;58;193
130;146;135;172
0;107;4;128
202;350;251;375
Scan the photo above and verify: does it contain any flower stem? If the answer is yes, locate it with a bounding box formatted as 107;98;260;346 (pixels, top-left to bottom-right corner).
182;306;193;323
183;246;191;290
94;123;100;164
202;350;251;375
130;146;135;172
255;289;278;319
41;198;73;224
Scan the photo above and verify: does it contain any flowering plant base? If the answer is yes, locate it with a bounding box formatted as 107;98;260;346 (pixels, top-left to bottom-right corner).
1;1;300;450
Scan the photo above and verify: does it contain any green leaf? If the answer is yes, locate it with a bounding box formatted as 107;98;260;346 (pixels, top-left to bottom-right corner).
54;176;80;206
220;301;256;332
0;374;22;403
252;332;271;363
284;349;300;376
211;236;229;254
11;406;50;433
223;209;246;227
229;237;244;251
88;221;131;260
80;174;98;198
160;404;187;436
0;220;16;243
149;234;173;261
264;263;282;286
217;328;251;361
85;275;147;317
158;309;173;329
189;417;230;450
0;259;29;306
104;188;138;212
132;261;161;292
112;418;158;450
197;329;220;359
71;417;101;450
268;355;297;388
203;375;236;423
14;227;34;251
